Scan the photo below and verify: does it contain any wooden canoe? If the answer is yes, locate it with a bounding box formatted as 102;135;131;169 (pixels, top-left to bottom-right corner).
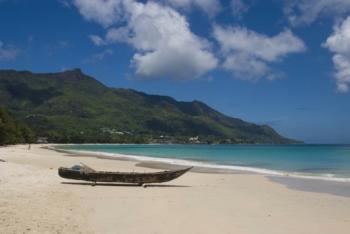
58;163;192;185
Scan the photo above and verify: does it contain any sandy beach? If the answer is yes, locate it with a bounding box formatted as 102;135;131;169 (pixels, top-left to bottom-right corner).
1;144;350;234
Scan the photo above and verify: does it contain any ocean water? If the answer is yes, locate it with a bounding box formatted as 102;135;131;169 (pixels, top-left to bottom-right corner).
57;144;350;182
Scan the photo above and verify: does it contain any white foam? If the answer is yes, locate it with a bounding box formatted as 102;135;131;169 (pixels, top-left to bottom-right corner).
54;146;350;183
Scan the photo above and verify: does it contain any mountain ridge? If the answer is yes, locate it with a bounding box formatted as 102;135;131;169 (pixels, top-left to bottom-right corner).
0;69;301;144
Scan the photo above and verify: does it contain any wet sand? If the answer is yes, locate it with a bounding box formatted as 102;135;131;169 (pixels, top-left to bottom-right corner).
268;176;350;197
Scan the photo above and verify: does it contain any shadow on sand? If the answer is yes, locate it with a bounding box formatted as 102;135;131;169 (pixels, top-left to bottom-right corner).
61;182;191;188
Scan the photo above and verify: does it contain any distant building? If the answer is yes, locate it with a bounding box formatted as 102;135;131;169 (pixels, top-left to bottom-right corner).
37;137;48;144
188;136;200;144
100;128;125;135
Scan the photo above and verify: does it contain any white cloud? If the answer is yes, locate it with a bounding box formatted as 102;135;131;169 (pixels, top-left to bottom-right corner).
73;0;126;27
231;0;249;18
132;42;217;80
285;0;350;26
0;41;20;60
105;27;130;44
213;25;306;80
214;26;305;62
222;52;270;80
163;0;221;16
89;34;106;46
323;17;350;93
73;0;218;80
58;0;71;8
83;49;114;64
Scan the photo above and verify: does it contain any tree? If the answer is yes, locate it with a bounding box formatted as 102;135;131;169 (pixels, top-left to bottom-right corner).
0;107;36;145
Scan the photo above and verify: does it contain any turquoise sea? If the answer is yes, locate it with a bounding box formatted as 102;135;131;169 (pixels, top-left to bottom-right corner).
57;144;350;182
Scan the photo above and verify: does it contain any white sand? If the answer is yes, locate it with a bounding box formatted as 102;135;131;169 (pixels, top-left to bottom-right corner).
1;144;350;234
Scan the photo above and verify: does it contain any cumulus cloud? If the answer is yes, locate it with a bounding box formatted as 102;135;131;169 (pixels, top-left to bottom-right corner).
222;52;270;80
213;25;306;80
73;0;126;27
323;17;350;93
285;0;350;26
163;0;221;16
0;41;20;60
73;0;218;80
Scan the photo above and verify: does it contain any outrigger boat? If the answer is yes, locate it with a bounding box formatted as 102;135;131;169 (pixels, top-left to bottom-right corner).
58;163;192;186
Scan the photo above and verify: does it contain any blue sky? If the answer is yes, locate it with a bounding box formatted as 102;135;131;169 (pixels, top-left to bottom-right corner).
0;0;350;143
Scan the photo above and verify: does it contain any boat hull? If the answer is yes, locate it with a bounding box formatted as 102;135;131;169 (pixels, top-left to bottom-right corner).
58;167;192;184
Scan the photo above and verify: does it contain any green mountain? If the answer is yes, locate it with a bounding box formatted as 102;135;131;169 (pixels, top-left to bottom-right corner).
0;69;300;144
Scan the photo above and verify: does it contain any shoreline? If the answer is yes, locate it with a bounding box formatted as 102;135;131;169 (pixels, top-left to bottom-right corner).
1;144;350;234
50;144;350;183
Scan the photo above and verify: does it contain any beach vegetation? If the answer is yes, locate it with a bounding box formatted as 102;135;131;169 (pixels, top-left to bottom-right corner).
0;107;36;145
